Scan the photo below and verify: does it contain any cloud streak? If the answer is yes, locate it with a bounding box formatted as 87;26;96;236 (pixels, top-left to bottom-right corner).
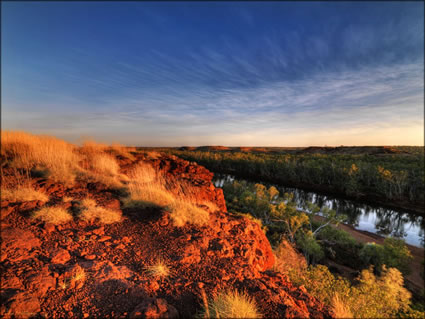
2;1;423;146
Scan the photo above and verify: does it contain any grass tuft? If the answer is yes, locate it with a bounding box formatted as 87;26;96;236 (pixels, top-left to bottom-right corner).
1;186;49;202
168;199;210;227
145;259;171;279
123;163;211;227
201;290;262;318
80;198;122;224
32;206;73;224
1;130;79;185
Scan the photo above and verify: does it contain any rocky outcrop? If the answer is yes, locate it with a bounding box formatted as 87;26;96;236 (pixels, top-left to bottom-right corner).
1;153;332;318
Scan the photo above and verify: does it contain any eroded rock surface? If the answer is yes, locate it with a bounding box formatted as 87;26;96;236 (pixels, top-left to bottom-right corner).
1;153;332;318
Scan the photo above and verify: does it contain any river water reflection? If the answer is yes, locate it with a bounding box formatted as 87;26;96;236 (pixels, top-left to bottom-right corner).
213;174;424;248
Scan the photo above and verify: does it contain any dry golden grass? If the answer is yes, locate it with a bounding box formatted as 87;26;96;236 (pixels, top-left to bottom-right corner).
2;131;213;227
73;267;86;282
80;198;122;224
1;186;49;202
1;131;126;188
124;163;174;208
109;143;136;161
79;140;108;155
273;239;307;275
201;290;262;319
168;199;210;227
123;163;210;227
75;140;126;188
1;131;79;185
32;206;73;224
331;294;353;319
89;153;119;176
145;259;171;279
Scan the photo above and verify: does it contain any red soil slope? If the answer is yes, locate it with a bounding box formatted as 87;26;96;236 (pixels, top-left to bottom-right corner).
1;154;332;318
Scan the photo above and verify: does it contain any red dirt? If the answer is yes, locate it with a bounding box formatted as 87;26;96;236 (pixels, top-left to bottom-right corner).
1;154;333;318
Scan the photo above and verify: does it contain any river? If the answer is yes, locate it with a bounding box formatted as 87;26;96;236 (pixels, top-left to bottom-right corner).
213;174;424;248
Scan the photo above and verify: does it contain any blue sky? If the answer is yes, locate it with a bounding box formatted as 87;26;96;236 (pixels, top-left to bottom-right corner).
2;1;424;146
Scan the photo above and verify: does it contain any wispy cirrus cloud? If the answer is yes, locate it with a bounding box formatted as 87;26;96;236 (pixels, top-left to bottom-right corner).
2;1;423;145
4;59;423;146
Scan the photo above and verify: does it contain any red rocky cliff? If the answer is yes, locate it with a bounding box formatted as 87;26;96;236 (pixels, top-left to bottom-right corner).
1;152;332;318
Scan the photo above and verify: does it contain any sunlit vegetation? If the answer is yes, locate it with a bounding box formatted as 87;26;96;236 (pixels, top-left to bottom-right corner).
31;206;73;224
1;131;214;228
169;149;425;206
145;259;171;279
122;162;212;227
124;163;175;208
1;185;49;202
289;264;420;318
1;131;128;190
200;290;262;319
1;131;80;185
220;178;423;318
80;198;122;224
222;180;345;250
359;237;412;275
168;199;210;227
109;142;136;161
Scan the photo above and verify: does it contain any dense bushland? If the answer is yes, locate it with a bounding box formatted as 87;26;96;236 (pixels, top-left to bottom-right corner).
220;178;422;317
169;149;425;208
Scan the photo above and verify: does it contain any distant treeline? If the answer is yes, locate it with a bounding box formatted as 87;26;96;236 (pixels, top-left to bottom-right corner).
167;149;425;210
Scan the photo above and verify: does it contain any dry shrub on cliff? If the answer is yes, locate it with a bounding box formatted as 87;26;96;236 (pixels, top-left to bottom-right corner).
123;164;174;209
80;198;122;224
201;290;262;318
331;293;352;319
1;185;49;202
123;163;210;226
32;206;73;224
273;239;307;276
168;198;210;227
171;179;219;211
77;140;131;188
1;130;79;184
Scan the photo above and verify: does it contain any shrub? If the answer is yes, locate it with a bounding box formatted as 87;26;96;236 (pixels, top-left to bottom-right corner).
32;206;73;224
80;198;122;224
296;232;324;264
348;266;411;318
1;186;49;202
290;264;351;306
381;237;412;275
359;238;412;275
201;290;262;319
290;264;413;318
317;226;363;268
